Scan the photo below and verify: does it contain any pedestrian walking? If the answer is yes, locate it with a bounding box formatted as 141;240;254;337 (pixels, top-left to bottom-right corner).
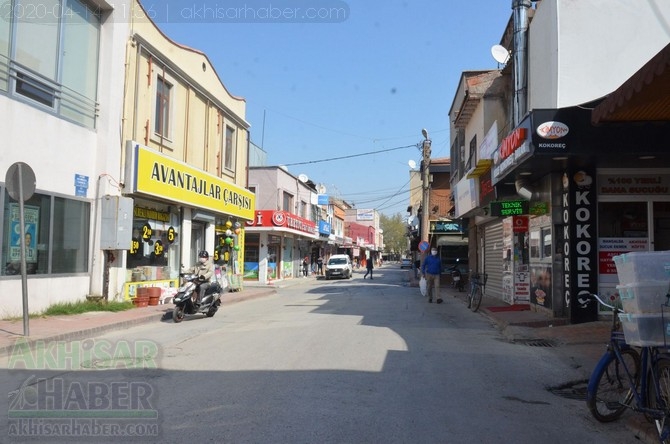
364;257;374;279
317;256;324;275
421;248;443;303
302;257;309;277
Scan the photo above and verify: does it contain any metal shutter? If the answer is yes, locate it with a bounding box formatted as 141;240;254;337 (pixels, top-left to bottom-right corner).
483;221;504;300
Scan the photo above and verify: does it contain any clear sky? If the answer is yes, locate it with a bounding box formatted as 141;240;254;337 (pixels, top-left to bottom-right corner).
140;0;511;217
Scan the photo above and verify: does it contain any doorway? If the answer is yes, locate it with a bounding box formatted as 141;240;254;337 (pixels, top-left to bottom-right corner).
191;222;206;264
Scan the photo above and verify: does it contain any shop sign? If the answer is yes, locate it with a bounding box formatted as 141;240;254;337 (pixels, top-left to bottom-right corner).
492;121;533;184
246;210;316;235
562;169;598;324
512;216;528;233
430;220;461;234
126;142;255;220
598;173;670;195
479;170;495;206
134;207;170;222
318;220;331;236
318;194;329;205
490;200;529;217
356;209;374;221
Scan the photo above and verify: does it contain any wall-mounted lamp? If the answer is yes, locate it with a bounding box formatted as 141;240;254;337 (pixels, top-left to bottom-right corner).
515;179;533;200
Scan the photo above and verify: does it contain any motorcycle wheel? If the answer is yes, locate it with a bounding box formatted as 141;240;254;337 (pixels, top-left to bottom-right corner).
206;305;218;318
173;306;185;323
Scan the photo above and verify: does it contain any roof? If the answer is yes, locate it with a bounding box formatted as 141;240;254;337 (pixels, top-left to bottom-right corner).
592;43;670;124
452;70;503;129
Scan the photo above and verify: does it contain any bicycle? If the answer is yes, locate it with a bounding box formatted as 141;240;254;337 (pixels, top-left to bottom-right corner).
467;272;487;312
586;293;670;443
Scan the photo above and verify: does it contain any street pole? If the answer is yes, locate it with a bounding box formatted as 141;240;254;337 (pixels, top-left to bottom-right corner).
420;129;431;269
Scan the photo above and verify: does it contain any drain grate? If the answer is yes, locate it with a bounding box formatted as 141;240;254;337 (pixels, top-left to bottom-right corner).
548;380;588;400
515;338;557;347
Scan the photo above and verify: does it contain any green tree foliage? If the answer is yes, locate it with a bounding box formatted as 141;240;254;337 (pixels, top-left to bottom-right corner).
380;213;408;256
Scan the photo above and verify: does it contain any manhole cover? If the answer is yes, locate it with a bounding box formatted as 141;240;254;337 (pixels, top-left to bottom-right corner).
548;380;588;400
515;338;557;347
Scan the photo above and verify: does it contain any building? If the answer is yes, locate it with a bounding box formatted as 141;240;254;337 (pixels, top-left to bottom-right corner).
117;0;254;300
449;0;670;323
0;1;132;316
246;166;319;282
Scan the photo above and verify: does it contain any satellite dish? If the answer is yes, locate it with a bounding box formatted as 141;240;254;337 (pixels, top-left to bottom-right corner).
491;44;510;64
298;173;309;183
317;184;327;194
278;164;288;172
408;160;417;169
407;215;419;228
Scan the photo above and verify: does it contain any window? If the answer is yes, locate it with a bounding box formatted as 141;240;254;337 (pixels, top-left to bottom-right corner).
3;0;101;127
300;201;307;218
282;192;293;212
155;76;172;138
2;190;89;275
224;126;236;171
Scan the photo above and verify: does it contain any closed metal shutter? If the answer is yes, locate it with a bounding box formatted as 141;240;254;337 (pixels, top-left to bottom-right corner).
483;221;504;300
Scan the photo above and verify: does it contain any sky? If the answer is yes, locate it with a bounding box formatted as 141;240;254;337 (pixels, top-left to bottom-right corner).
140;0;512;217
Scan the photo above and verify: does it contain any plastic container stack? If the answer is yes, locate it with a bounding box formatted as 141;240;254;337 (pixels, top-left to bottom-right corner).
614;252;670;346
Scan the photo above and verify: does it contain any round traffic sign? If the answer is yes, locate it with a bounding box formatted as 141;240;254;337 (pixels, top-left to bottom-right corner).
5;162;36;201
418;241;430;252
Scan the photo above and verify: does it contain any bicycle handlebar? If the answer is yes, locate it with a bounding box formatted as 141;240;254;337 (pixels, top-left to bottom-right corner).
588;293;620;312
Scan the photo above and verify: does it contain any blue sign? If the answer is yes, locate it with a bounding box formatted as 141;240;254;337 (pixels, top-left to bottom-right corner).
318;194;329;205
418;241;430;252
318;221;331;236
74;174;89;197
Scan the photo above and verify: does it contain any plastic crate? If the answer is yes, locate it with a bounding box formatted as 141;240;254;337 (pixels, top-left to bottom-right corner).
619;312;670;347
617;280;670;313
613;252;670;285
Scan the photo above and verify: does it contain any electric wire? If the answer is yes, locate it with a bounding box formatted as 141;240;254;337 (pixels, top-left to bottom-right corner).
282;144;418;167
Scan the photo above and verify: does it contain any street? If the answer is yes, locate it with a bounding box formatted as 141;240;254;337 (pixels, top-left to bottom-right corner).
0;266;634;443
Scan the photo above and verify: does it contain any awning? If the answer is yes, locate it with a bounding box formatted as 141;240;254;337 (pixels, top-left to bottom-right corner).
592;43;670;124
436;236;469;247
466;159;493;179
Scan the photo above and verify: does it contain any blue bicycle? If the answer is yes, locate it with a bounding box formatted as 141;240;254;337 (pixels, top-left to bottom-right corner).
586;293;670;443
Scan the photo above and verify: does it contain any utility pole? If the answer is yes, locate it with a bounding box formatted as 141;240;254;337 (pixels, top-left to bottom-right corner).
420;129;431;266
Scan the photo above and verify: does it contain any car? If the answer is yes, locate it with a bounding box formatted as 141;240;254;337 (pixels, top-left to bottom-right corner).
325;254;353;280
400;258;412;269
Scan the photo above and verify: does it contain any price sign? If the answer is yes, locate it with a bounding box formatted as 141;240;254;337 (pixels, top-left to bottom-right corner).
167;227;176;243
153;240;164;257
141;223;153;241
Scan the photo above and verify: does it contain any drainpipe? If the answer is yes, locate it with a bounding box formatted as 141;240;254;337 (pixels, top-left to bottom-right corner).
512;0;531;127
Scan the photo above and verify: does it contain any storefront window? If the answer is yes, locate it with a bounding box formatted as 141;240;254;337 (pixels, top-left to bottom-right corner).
243;233;259;279
2;190;88;276
126;206;180;281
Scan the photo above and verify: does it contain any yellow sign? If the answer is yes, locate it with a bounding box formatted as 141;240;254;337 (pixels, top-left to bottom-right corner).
132;143;255;220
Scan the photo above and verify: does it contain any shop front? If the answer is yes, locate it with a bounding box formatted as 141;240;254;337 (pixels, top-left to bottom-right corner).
488;107;670;323
244;210;317;283
121;141;255;300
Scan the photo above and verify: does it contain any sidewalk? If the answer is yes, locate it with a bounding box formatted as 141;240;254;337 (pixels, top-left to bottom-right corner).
0;283;280;359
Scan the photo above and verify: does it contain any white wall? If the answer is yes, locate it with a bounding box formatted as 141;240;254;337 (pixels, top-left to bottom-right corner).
530;0;670;109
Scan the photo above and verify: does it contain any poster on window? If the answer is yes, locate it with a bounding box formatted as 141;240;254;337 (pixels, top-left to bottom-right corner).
8;203;39;263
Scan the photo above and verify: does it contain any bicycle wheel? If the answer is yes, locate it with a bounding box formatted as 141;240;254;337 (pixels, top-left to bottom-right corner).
470;284;483;312
649;358;670;443
587;348;641;422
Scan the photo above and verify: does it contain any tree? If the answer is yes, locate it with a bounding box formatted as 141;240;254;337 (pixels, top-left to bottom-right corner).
380;213;408;260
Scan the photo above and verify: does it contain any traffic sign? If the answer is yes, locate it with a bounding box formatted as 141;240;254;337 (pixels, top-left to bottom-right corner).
418;241;430;252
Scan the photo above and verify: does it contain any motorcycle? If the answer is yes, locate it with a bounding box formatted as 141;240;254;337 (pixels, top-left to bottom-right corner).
448;260;466;292
172;273;223;323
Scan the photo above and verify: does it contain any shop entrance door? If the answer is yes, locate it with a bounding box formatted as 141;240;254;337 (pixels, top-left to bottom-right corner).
191;222;205;264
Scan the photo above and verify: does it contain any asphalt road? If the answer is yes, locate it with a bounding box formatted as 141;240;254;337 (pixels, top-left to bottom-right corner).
0;267;635;443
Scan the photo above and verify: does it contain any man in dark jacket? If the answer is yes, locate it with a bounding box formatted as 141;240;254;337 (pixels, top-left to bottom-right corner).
421;248;443;303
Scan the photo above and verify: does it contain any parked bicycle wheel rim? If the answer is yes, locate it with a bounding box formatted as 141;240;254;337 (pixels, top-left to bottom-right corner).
586;348;640;422
648;357;670;443
470;285;483;312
